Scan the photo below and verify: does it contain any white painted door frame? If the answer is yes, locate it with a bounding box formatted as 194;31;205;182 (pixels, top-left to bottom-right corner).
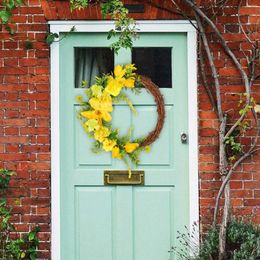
49;20;198;260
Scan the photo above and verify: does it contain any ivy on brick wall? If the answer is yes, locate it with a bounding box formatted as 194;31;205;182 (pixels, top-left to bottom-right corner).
0;169;40;260
0;0;24;34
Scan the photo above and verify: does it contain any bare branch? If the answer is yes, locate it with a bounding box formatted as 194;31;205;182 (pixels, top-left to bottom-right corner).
196;14;223;120
219;181;230;259
169;0;198;31
182;0;250;101
198;34;218;112
237;0;254;46
213;109;259;225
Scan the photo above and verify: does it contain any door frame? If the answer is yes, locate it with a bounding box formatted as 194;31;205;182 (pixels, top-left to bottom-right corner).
49;20;198;260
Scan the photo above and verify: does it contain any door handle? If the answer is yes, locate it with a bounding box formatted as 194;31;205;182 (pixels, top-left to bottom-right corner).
181;132;188;143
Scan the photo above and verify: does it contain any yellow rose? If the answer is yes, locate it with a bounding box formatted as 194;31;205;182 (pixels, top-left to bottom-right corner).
94;126;110;143
112;146;122;159
103;138;117;152
124;143;139;153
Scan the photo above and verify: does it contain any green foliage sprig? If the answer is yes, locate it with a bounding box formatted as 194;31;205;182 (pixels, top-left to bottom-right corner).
225;94;258;162
0;169;15;193
46;26;76;45
0;0;24;34
70;0;137;52
0;169;40;260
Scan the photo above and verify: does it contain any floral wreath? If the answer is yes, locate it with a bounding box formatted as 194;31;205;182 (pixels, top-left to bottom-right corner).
76;64;165;177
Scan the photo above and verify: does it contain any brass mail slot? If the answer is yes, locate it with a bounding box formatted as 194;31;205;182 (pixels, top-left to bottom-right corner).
104;170;144;185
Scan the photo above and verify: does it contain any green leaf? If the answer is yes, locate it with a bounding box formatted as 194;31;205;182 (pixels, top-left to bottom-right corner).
6;0;15;10
28;232;35;241
0;10;12;24
46;33;59;45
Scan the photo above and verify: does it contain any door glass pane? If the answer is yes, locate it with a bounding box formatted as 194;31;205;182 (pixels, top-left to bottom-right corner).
132;48;172;88
74;48;114;88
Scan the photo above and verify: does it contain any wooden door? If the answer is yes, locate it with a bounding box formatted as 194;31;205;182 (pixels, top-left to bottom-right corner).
60;32;189;260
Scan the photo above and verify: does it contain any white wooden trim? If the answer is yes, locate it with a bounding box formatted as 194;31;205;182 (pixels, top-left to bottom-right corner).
48;20;196;33
50;39;61;260
50;20;198;260
187;30;199;249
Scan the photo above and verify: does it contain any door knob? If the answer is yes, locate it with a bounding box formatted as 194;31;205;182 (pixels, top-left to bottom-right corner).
181;132;188;143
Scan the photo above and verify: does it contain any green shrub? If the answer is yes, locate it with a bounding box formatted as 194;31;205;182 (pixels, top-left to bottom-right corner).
172;219;260;260
0;169;40;260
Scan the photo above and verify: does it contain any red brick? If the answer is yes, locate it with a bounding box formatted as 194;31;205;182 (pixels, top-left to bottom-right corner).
0;136;28;143
244;199;260;206
240;7;260;15
244;181;260;189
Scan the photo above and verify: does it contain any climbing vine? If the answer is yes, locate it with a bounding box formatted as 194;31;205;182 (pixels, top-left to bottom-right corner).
0;169;40;260
0;0;23;34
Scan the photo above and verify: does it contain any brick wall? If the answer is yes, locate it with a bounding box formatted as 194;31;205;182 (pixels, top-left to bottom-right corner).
0;0;259;259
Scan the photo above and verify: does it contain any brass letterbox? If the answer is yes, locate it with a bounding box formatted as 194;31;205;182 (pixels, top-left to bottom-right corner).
104;170;144;185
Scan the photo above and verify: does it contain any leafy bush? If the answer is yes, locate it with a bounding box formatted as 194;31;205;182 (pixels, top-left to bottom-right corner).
227;219;260;260
172;219;260;260
0;169;40;260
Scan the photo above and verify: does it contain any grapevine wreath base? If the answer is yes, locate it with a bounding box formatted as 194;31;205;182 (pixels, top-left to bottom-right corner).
77;64;165;177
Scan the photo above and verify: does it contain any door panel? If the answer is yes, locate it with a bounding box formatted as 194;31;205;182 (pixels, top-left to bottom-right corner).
60;32;189;260
133;187;174;260
75;187;114;260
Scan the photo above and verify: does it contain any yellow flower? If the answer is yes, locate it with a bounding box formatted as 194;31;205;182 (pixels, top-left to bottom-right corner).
94;126;110;143
81;92;113;123
105;75;125;96
144;146;151;153
112;146;122;159
114;64;126;78
124;143;139;153
81;110;112;123
75;95;83;103
103;138;117;152
91;84;103;97
84;119;100;132
89;92;113;112
105;65;129;96
124;77;135;88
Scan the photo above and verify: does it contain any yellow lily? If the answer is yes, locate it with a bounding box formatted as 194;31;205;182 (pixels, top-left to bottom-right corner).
81;92;113;123
81;110;112;123
114;64;126;78
124;77;135;88
124;143;139;153
112;146;122;159
105;75;125;96
89;91;113;112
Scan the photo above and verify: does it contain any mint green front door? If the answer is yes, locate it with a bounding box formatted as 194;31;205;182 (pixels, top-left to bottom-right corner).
60;32;189;260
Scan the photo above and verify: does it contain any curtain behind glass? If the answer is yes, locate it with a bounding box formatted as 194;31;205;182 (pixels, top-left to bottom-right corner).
75;48;114;88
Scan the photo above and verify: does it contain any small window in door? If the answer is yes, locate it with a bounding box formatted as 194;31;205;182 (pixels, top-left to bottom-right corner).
74;48;114;88
132;48;172;88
